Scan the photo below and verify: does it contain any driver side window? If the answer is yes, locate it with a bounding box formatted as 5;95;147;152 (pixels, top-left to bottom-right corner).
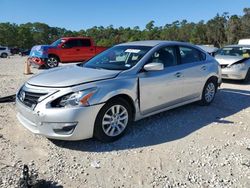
148;46;177;68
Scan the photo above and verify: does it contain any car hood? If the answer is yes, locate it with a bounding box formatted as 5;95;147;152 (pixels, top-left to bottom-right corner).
27;65;120;87
215;55;245;66
29;45;56;58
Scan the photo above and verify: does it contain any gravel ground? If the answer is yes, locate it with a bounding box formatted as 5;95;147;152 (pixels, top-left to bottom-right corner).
0;56;250;188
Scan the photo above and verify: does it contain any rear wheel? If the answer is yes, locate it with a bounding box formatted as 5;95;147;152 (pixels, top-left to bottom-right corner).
199;78;217;106
94;98;132;142
1;53;7;58
46;55;59;68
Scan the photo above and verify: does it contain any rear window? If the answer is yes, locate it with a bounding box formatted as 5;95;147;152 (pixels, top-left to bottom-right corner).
0;47;6;50
79;39;91;47
179;46;205;64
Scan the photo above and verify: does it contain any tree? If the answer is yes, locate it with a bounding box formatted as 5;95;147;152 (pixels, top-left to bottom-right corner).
145;20;155;31
226;15;242;44
18;24;34;49
190;21;208;44
0;22;18;47
0;8;250;48
206;13;228;47
241;8;250;38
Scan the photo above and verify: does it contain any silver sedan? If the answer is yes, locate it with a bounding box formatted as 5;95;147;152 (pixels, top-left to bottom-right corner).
215;45;250;81
16;41;221;142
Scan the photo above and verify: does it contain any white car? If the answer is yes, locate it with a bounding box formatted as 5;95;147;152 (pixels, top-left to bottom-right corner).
0;46;11;58
238;39;250;45
215;45;250;82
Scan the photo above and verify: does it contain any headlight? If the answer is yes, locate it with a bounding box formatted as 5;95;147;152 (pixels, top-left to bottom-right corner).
54;88;97;108
229;63;246;69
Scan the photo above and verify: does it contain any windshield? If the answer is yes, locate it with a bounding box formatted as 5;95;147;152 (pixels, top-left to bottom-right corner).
82;45;152;70
51;39;65;46
216;46;250;57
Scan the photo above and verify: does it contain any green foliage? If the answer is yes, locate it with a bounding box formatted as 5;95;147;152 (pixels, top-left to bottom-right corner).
0;8;249;49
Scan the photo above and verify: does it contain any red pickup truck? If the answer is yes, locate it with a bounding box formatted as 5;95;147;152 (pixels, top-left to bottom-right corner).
29;37;107;68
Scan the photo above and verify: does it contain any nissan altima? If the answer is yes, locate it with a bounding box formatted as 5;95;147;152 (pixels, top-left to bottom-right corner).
215;45;250;81
16;41;221;142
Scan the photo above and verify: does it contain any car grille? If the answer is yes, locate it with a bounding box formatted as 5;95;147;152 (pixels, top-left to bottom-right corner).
18;89;47;109
220;64;228;69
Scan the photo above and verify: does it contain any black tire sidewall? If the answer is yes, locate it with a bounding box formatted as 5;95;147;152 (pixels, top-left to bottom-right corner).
94;98;132;142
1;53;7;58
200;79;217;106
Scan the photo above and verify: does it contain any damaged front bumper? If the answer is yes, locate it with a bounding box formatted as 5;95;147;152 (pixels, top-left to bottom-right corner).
28;57;47;67
221;67;248;80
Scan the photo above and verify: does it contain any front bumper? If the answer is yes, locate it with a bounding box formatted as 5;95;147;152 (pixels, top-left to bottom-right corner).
16;98;104;141
221;68;248;80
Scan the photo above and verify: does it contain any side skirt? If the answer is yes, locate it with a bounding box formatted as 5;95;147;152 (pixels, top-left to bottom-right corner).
134;97;201;121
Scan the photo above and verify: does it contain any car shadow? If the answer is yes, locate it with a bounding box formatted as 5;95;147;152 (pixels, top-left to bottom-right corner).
222;79;250;85
51;87;250;152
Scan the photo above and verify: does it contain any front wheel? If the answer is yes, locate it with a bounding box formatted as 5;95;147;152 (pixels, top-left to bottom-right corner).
199;79;217;106
46;56;59;68
94;98;132;142
1;53;8;58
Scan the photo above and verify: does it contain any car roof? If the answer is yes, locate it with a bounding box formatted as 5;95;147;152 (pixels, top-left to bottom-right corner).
117;40;195;47
61;37;91;40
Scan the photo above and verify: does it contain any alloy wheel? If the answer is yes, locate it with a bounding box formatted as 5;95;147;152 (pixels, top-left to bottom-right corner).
47;57;58;68
102;105;129;137
205;82;215;103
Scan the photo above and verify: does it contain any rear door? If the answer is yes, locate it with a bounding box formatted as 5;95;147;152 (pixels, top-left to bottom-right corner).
176;46;209;100
139;46;184;115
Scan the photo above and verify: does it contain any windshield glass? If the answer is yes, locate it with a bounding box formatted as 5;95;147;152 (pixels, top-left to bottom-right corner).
82;45;152;70
216;46;250;57
51;39;65;46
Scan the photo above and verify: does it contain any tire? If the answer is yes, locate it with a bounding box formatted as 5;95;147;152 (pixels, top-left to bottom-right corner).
243;69;250;83
94;98;132;142
46;55;59;68
1;53;8;58
199;78;218;106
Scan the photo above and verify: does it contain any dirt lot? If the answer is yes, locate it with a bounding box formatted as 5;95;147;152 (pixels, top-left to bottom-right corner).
0;56;250;188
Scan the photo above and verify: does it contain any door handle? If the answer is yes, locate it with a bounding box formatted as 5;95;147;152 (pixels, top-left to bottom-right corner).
90;48;94;51
175;72;182;78
201;66;207;70
76;49;80;51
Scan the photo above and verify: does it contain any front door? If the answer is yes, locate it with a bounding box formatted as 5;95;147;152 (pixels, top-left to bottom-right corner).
60;39;79;62
139;46;184;115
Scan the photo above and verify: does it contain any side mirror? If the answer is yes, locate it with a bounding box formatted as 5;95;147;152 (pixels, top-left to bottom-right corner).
61;44;70;49
143;62;164;71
